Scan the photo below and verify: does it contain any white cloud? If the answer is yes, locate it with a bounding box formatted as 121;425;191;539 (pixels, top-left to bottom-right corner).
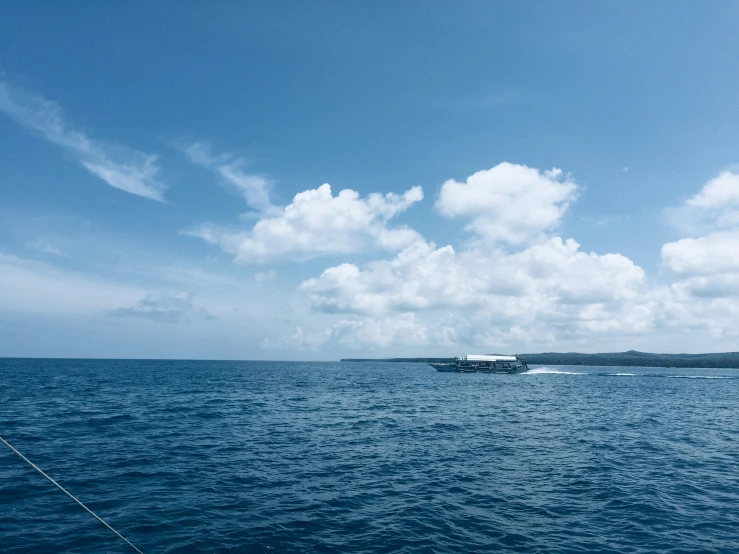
661;171;739;310
670;274;739;299
662;171;739;280
327;314;437;350
662;231;739;277
266;313;454;352
301;238;645;316
289;162;739;353
296;234;651;351
686;171;739;210
184;163;739;352
111;292;213;323
189;183;424;263
435;162;578;244
262;326;332;351
0;82;166;201
665;171;739;233
654;280;739;342
653;171;739;340
183;142;276;213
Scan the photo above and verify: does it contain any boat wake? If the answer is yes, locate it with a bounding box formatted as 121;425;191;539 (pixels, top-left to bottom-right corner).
524;368;737;379
668;375;734;379
525;367;587;375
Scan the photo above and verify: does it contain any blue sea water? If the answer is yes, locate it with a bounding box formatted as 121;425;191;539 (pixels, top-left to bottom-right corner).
1;359;738;553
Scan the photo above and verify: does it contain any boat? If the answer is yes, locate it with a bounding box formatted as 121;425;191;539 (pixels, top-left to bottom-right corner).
428;362;456;372
429;354;528;374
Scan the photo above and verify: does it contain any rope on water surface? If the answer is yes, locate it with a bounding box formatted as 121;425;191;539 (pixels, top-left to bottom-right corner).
0;435;144;554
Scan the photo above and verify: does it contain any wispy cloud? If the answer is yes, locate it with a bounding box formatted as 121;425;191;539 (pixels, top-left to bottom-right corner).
0;252;144;314
183;141;276;213
111;292;213;323
28;239;71;258
0;82;166;201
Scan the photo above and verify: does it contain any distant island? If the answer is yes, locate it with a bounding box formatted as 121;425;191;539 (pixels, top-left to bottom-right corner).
341;350;739;369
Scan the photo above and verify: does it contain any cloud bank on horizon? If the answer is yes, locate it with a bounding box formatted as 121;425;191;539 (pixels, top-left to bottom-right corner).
282;165;739;352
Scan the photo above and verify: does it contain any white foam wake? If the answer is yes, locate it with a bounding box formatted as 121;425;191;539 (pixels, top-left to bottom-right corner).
669;375;731;379
525;367;586;375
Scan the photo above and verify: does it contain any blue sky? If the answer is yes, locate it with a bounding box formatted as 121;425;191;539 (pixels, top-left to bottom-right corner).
2;2;739;359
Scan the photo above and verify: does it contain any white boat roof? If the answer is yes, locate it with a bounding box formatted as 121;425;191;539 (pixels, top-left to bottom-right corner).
465;354;517;362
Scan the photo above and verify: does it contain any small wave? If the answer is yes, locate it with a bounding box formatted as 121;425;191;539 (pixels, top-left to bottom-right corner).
525;367;586;375
668;375;732;379
606;373;639;376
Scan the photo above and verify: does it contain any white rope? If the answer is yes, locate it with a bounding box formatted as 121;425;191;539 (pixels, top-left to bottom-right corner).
0;435;144;554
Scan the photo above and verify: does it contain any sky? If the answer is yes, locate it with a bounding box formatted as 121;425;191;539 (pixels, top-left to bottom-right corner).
1;1;739;359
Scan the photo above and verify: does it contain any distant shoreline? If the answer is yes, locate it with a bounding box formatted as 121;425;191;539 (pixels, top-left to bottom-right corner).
340;350;739;369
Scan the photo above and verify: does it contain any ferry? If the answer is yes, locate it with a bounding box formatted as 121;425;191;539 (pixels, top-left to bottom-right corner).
429;354;528;374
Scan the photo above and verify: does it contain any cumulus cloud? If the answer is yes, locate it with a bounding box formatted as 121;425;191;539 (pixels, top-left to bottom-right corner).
183;142;276;213
642;171;739;345
262;326;332;351
661;171;739;307
662;172;739;276
111;292;212;323
665;171;739;234
266;313;455;352
0;82;166;201
327;314;435;349
662;231;739;277
301;238;645;314
286;162;681;352
189;183;424;263
298;236;651;348
435;162;578;244
282;165;739;353
653;279;739;342
686;171;739;211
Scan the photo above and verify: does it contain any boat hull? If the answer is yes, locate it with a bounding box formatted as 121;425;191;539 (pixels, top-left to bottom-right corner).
429;363;456;372
428;361;528;373
476;365;527;374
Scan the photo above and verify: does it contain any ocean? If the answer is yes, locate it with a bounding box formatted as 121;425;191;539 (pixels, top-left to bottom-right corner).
1;359;738;553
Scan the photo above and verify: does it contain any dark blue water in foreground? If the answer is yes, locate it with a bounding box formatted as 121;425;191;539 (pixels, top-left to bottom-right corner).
1;359;739;553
